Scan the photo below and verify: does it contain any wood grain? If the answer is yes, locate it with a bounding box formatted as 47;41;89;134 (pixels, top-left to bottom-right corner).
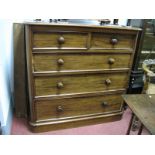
14;23;28;117
29;24;141;34
32;49;134;53
91;33;135;49
35;93;123;120
123;94;155;134
34;72;129;97
25;25;36;121
30;112;122;133
33;53;132;72
33;32;88;48
24;24;140;132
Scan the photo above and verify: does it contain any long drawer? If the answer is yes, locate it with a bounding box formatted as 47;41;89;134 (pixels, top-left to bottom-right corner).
33;53;132;72
34;72;128;97
35;93;123;121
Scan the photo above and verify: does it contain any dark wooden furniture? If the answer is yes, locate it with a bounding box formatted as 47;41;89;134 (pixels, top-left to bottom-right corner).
125;20;155;131
25;23;141;132
138;20;155;72
0;121;2;135
128;20;155;95
14;23;28;118
122;94;155;135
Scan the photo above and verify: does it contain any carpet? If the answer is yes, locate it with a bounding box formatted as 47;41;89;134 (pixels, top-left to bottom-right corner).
11;108;149;135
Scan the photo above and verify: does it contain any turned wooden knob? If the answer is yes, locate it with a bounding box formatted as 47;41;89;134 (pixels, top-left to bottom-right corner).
111;38;118;45
57;58;64;65
108;58;115;64
101;101;108;107
57;82;64;89
58;36;65;44
105;79;111;85
56;106;63;112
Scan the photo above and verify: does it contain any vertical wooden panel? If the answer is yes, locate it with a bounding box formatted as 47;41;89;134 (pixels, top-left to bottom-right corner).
0;121;2;135
14;23;27;118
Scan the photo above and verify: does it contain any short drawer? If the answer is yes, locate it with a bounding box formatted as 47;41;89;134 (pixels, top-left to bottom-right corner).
33;53;132;72
33;32;88;49
34;72;128;97
91;33;136;49
35;93;123;120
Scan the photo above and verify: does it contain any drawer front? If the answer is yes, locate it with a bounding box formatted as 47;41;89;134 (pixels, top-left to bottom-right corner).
34;72;128;97
35;93;123;120
91;33;135;49
33;53;132;72
33;32;88;48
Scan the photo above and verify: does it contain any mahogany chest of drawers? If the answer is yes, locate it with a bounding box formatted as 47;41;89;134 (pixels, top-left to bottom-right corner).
25;23;141;132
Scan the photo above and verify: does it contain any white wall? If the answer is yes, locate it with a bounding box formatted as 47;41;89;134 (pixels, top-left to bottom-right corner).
0;19;14;133
0;19;25;134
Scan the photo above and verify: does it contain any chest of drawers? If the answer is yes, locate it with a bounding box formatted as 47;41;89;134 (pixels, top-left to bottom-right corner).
25;23;141;132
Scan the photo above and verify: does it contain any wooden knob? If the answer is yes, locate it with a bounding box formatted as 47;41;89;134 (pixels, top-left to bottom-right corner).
101;101;108;107
57;82;64;89
108;58;115;65
58;36;65;44
111;38;118;45
105;79;111;85
56;106;63;112
57;58;64;65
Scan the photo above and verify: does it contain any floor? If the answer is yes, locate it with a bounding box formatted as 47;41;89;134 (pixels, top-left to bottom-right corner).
11;108;149;135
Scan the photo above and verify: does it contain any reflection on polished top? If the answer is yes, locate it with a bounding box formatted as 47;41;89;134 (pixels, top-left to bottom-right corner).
24;19;141;31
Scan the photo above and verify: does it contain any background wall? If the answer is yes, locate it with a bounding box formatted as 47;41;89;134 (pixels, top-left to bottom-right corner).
0;19;25;134
0;20;14;134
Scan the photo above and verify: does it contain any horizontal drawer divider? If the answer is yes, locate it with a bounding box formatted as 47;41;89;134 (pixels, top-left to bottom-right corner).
32;30;87;33
36;110;122;123
32;47;134;52
31;111;123;125
33;68;130;76
33;47;88;50
32;50;133;54
90;48;133;50
33;89;126;101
